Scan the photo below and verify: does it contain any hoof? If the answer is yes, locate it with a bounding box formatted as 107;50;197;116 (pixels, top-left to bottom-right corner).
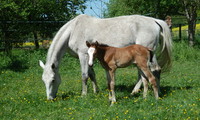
131;89;141;95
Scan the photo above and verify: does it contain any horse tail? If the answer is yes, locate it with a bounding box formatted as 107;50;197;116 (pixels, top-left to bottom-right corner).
155;20;172;71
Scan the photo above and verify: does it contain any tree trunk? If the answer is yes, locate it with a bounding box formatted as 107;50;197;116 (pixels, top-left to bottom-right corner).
3;26;12;55
188;20;196;46
33;31;39;49
183;0;197;47
4;33;12;55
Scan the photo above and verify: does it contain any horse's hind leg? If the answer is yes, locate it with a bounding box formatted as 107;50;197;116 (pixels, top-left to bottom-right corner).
150;55;161;95
131;70;142;95
89;67;99;93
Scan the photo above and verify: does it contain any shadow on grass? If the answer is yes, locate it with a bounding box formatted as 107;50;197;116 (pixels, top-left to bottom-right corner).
115;84;142;99
0;49;48;73
116;84;134;92
61;91;80;100
1;55;29;72
160;85;192;97
115;84;193;99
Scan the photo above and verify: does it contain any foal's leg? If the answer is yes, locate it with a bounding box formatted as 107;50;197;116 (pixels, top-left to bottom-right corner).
131;69;149;98
88;67;99;93
132;57;161;95
105;71;112;101
141;76;148;98
106;70;116;105
150;55;161;95
141;67;159;99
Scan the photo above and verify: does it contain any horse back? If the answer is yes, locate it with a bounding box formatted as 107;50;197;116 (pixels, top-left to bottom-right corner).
128;45;152;66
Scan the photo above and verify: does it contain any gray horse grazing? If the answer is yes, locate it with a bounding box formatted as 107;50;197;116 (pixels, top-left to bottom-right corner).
39;14;172;100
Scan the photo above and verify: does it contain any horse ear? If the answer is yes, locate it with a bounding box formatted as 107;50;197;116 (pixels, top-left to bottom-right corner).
86;41;90;47
39;60;45;69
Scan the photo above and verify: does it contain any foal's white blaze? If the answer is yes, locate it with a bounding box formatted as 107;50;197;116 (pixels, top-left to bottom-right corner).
87;47;95;66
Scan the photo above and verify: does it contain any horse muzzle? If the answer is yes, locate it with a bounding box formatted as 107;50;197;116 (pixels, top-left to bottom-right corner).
47;95;56;100
88;61;94;67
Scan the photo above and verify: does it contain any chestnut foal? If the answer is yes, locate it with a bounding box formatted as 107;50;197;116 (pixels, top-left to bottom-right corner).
86;41;159;105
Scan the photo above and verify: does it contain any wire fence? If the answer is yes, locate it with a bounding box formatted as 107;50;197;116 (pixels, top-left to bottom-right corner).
1;19;200;51
0;21;66;51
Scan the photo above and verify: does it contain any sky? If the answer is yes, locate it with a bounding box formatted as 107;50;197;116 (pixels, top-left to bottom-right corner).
82;0;109;18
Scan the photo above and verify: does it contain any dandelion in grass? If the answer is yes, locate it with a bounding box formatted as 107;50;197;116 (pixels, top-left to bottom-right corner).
124;110;129;115
123;96;128;99
133;98;139;103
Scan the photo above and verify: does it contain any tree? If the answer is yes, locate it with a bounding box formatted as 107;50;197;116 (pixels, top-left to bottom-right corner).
106;0;182;19
0;0;87;52
106;0;200;46
182;0;199;46
0;1;22;54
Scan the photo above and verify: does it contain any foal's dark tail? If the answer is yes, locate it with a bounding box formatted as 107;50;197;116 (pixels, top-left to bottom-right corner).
148;49;154;63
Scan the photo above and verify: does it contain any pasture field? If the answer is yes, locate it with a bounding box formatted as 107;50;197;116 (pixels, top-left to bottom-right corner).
0;41;200;120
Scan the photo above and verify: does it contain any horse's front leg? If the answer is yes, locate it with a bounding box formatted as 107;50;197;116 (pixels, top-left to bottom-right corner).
79;53;90;96
88;67;99;93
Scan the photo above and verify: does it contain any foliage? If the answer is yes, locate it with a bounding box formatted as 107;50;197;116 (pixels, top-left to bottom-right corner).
0;0;87;50
172;41;200;61
106;0;182;19
1;41;200;119
106;0;200;46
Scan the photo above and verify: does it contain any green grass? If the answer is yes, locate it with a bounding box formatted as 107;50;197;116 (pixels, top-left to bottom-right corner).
1;41;200;120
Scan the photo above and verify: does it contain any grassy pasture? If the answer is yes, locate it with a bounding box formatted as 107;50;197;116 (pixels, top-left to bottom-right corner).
0;41;200;120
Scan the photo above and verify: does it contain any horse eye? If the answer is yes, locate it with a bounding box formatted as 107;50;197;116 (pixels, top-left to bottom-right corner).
52;80;55;83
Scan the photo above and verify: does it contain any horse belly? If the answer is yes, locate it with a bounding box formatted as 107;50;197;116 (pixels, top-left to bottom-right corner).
116;58;133;68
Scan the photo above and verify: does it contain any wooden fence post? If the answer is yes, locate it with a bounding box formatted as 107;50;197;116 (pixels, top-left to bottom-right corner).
179;24;182;41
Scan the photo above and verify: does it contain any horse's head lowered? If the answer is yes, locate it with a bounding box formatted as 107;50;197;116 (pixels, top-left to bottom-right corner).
39;60;61;100
86;41;99;66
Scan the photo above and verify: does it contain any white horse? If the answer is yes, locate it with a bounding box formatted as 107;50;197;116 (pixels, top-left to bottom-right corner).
39;14;172;100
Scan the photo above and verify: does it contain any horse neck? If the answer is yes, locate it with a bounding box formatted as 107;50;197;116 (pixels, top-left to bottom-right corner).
45;19;74;68
46;29;71;68
96;46;111;62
